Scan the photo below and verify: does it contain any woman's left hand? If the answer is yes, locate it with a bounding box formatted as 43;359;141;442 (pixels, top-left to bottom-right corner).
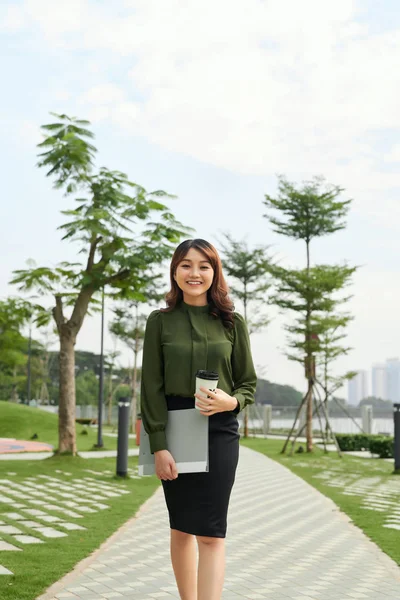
194;387;237;416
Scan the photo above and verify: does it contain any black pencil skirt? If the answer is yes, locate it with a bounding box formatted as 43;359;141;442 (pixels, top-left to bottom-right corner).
161;395;240;538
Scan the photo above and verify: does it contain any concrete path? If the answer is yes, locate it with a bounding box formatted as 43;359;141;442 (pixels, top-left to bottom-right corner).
37;446;400;600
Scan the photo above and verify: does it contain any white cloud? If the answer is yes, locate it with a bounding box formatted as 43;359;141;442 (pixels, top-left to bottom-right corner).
4;0;400;225
79;83;126;105
384;144;400;163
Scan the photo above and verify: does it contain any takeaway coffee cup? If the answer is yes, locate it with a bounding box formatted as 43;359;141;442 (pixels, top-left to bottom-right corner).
195;370;219;410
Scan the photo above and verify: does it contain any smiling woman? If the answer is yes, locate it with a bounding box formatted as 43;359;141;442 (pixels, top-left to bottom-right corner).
140;238;257;599
173;247;214;307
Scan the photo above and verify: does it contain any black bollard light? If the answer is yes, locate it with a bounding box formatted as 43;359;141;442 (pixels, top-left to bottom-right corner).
116;396;130;477
394;404;400;473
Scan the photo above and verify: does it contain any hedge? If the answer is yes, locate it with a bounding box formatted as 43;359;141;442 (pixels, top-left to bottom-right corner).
335;433;394;458
369;437;394;459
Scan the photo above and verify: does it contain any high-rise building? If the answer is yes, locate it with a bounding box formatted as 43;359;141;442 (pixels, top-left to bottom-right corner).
348;370;368;406
386;358;400;403
372;364;388;400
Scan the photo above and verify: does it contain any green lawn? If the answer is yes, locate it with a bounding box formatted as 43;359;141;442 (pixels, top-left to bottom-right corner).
0;401;138;452
0;454;159;600
241;437;400;566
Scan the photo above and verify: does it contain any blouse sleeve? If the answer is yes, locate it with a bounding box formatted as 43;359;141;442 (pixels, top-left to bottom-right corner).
140;310;168;454
231;312;257;413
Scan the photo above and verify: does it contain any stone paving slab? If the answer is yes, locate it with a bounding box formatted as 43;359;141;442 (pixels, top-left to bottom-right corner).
36;446;400;599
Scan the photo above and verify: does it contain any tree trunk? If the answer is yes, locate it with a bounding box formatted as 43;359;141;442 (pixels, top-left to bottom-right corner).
243;293;249;438
131;345;139;434
305;238;313;452
58;329;77;455
10;366;19;403
243;405;249;438
107;365;114;426
306;379;313;452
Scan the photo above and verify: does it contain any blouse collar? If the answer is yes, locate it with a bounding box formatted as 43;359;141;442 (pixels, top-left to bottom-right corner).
180;300;210;314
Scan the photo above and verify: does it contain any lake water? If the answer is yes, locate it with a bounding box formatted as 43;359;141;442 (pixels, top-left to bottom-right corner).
242;417;394;436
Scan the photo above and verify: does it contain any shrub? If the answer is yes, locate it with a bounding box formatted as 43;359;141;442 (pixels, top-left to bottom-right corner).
335;433;394;458
369;436;394;459
335;434;372;451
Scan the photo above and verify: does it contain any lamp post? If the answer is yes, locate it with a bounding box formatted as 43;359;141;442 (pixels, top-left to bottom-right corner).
95;287;105;448
394;403;400;472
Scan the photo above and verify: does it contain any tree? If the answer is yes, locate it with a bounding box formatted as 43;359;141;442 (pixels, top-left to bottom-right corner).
11;113;193;455
254;379;303;406
75;370;99;406
0;297;42;402
315;311;356;439
218;232;272;334
110;307;145;433
218;232;272;437
109;272;165;431
359;396;393;410
263;175;355;452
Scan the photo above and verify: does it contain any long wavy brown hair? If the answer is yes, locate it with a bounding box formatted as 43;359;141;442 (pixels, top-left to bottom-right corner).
160;239;235;329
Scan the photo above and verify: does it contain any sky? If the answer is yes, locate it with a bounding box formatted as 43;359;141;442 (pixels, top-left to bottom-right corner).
1;0;400;397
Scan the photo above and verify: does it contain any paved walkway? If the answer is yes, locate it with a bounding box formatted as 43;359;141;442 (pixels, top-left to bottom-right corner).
37;446;400;600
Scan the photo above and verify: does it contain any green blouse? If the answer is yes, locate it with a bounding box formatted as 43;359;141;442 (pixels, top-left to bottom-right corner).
140;300;257;453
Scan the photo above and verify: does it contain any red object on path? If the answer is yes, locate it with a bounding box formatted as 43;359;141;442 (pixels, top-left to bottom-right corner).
136;418;141;446
0;438;53;453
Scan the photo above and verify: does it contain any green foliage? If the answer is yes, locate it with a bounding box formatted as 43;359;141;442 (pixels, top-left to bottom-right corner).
75;370;99;406
43;350;130;405
335;434;374;451
11;113;194;334
263;176;356;368
255;378;303;406
336;433;394;458
114;384;131;402
263;175;351;243
269;264;356;363
359;396;393;409
0;297;47;400
369;437;394;459
218;232;272;334
10;112;195;452
37;113;96;191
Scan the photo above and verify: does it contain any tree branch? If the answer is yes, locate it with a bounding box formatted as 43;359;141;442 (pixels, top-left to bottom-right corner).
104;268;130;286
86;236;101;273
52;294;65;330
69;286;94;334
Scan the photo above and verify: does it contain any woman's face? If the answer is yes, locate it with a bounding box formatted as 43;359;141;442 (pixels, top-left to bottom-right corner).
174;247;214;304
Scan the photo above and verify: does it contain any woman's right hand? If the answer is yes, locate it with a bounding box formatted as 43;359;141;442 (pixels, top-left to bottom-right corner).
154;449;178;481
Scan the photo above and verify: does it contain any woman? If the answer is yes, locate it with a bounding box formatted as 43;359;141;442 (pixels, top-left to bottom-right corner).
140;238;257;600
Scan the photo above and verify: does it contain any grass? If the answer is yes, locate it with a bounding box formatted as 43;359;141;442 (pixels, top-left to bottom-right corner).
241;436;400;566
0;454;160;600
0;401;138;452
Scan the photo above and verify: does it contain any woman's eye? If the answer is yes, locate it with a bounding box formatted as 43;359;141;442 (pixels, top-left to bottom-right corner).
181;265;209;269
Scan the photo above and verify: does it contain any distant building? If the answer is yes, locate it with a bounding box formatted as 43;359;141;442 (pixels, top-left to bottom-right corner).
348;370;368;406
386;358;400;403
372;363;388;400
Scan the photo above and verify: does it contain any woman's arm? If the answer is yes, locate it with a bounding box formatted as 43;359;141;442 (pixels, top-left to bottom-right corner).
231;312;257;414
140;310;168;454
